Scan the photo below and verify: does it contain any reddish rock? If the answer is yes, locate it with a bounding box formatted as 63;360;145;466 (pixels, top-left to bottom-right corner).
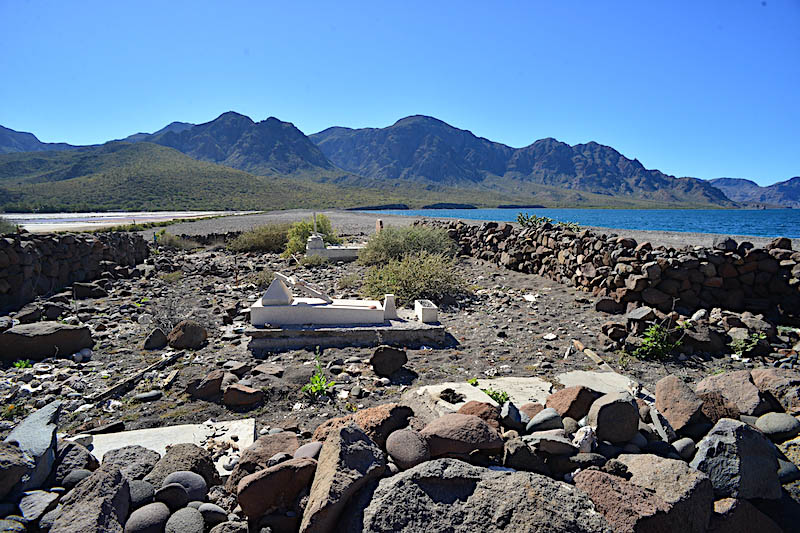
546;386;599;420
166;320;207;349
457;401;501;431
750;368;800;415
697;391;740;424
222;384;263;408
419;413;503;457
618;454;713;533
708;498;782;533
573;469;673;532
312;403;412;447
655;375;705;432
225;433;300;492
695;370;770;416
187;369;224;399
519;403;544;419
237;457;317;518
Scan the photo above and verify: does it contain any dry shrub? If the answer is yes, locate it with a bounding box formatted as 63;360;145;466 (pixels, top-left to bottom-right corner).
363;251;467;306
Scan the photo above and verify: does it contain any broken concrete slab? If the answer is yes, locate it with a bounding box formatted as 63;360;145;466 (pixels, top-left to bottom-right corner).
557;370;653;400
88;419;255;476
413;377;552;416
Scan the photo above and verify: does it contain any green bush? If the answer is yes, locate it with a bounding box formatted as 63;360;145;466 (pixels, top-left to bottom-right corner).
246;269;274;289
228;223;292;253
358;226;456;266
283;214;341;257
301;357;335;401
633;322;684;360
482;387;510;404
0;217;18;234
300;254;329;268
363;251;467;306
156;230;199;250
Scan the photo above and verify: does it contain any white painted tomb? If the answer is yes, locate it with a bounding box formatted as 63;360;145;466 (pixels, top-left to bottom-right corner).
250;273;394;326
306;234;364;262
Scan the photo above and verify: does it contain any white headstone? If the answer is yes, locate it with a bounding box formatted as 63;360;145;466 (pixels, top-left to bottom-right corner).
261;278;293;306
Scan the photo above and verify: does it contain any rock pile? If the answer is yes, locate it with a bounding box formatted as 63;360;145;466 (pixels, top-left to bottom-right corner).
0;232;148;314
2;366;800;532
423;220;799;321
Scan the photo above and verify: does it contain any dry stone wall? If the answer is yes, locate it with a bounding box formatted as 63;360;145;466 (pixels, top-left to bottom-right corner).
0;232;149;313
422;220;800;322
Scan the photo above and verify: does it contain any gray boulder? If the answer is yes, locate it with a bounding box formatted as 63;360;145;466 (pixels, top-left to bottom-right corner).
165;507;204;533
299;424;385;532
0;441;33;500
50;463;130;533
3;401;61;493
755;412;800;443
102;445;161;481
341;458;612;533
124;502;170;533
586;392;639;444
50;439;99;487
0;323;93;361
163;470;207;501
690;418;781;500
369;345;407;377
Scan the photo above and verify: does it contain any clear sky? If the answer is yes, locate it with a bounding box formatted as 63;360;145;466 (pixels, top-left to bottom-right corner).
1;0;797;185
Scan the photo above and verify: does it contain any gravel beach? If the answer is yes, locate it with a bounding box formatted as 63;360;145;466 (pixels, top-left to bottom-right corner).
140;209;797;249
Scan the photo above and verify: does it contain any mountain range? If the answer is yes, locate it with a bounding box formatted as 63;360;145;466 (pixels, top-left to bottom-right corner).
0;112;796;211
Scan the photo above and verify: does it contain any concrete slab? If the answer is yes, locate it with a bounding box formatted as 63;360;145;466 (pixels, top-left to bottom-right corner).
482;376;553;406
250;297;386;326
414;376;553;416
88;418;255;476
556;370;653;401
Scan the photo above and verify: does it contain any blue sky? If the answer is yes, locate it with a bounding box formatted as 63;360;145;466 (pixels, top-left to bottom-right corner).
1;0;797;185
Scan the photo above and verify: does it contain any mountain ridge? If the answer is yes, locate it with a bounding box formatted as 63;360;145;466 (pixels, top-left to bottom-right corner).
710;177;800;208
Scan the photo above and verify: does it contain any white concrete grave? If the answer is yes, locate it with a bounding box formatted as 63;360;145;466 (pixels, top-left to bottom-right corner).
306;234;364;262
414;299;439;323
250;273;388;326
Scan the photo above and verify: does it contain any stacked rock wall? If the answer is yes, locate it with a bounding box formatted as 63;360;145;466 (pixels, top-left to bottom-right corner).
0;232;149;313
422;220;800;322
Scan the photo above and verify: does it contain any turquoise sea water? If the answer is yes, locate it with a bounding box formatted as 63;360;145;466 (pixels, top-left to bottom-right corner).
363;208;800;238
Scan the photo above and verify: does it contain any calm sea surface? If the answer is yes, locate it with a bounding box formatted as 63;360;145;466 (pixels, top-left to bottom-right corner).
364;208;800;238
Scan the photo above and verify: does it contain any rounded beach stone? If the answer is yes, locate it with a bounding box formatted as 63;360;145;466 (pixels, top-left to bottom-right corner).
155;483;189;511
457;401;501;431
419;413;503;457
163;471;207;501
198;503;228;526
755;412;800;443
62;468;92;490
386;429;430;470
165;507;204;533
526;408;563;433
124;502;170;533
672;437;696;461
293;441;323;460
129;479;155;509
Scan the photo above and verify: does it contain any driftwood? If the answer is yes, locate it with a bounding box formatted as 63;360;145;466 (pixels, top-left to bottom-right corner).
88;350;184;403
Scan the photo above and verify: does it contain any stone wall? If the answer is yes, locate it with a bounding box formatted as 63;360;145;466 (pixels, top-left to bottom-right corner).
422;220;800;322
0;232;149;313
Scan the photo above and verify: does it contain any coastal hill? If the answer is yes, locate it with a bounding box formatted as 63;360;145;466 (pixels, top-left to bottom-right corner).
0;125;76;154
311;115;734;207
0;142;400;212
709;177;800;208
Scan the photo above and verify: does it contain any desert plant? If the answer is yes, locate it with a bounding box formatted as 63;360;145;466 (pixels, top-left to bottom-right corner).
301;357;335;401
156;230;199;250
467;377;479;386
13;359;32;369
0;216;18;234
158;271;183;284
482;386;510;404
337;273;361;291
1;403;26;421
517;212;580;231
283;214;341;257
228;223;292;253
633;321;685;360
300;254;329;268
246;269;274;289
358;226;456;266
363;251;467;306
729;332;766;358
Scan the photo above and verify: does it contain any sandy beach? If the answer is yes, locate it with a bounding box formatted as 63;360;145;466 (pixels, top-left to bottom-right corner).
137;209;798;250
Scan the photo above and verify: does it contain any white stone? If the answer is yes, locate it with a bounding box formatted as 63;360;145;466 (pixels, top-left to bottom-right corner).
261;279;293;306
251;297;387;326
383;294;398;320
